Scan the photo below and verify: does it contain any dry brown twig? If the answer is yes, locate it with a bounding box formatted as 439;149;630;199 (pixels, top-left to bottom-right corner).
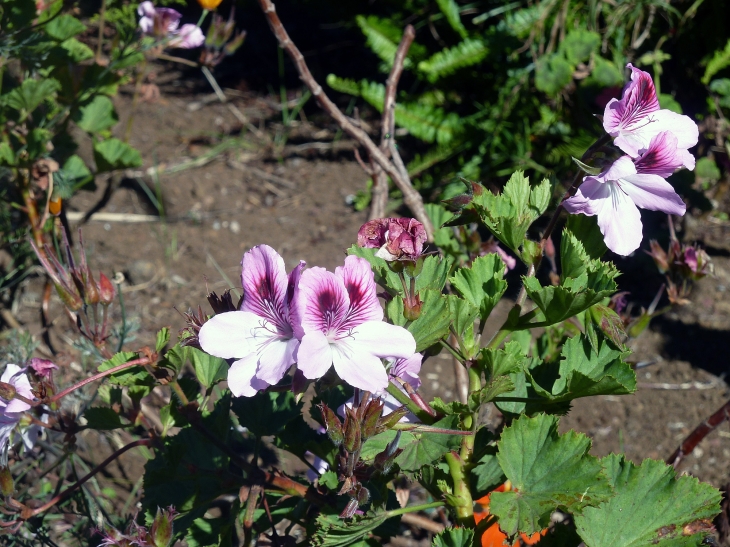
256;0;434;240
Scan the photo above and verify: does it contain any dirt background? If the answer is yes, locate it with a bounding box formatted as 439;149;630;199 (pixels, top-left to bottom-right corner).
8;62;730;540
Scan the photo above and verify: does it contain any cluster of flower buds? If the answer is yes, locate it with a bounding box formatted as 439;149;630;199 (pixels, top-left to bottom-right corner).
647;238;712;305
200;8;246;68
31;229;116;350
319;394;407;518
97;506;177;547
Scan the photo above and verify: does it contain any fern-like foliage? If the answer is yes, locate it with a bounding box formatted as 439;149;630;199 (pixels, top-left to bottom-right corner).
435;0;467;38
417;38;488;83
356;15;408;72
326;75;463;145
703;38;730;84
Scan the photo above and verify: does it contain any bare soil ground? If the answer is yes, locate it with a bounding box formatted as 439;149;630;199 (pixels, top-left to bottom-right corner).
8;70;730;540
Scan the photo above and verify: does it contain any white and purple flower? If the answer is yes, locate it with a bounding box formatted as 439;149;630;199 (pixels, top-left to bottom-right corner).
137;2;205;49
199;245;305;397
0;364;35;463
603;64;698;165
564;131;688;255
293;256;417;393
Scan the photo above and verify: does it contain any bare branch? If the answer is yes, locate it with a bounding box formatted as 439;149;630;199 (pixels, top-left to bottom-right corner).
667;398;730;469
256;0;434;239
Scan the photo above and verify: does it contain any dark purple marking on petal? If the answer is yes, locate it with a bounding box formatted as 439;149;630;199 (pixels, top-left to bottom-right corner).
611;65;660;130
633;131;683;176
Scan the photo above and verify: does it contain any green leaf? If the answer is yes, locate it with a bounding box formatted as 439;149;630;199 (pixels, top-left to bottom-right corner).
58;37;94;62
575;456;721;546
44;14;86;41
387;290;451;351
93;138;142;172
395;416;461;472
695;157;721;184
571;156;602;176
447;296;479;354
312;512;394;547
469;375;515;410
417;38;489;83
83;407;128;430
360;429;418;462
471;172;551;254
97;351;152;387
587;56;624;87
523;229;618;325
319;470;340;490
425;203;460;255
156;327;171;353
232;391;301;438
0;142;15;166
471;450;505;497
703;38;730;84
536;54;574;96
435;0;467;38
4;79;61;119
57;155;93;190
479;340;526;378
356;15;411;71
560;29;600;65
490;414;613;536
450;254;507;324
432;527;474;547
75;95;118;134
588;304;627;349
566;215;607;259
190;347;228;389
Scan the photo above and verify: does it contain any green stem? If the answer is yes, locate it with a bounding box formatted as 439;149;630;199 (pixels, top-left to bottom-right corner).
170;380;190;405
386;382;435;424
392;423;472;435
385;500;444;518
444;451;474;526
440;338;466;363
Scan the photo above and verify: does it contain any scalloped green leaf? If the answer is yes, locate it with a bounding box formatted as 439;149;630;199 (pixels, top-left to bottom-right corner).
433;527;474;547
94;138;142;172
386;290;451;352
97;351;153;387
575;456;721;547
395;416;461;472
450;254;507;324
490;414;613;536
75;95;118;134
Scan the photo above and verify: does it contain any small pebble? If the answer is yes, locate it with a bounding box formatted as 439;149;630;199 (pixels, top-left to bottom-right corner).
230;221;241;234
104;223;111;231
212;221;221;230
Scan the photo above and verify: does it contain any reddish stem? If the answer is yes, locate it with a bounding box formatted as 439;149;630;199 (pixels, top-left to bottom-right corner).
667;399;730;468
49;356;151;403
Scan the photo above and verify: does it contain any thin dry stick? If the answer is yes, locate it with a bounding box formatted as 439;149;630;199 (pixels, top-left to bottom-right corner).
371;26;415;219
256;0;434;239
667;398;730;468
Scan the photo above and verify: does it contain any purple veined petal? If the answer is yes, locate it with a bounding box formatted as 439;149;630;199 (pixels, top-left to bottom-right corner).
154;7;182;34
331;338;389;393
336;255;383;330
1;365;32;414
137;1;156;17
294;267;349;336
169;24;205;48
198;311;259;359
563;177;610;216
632;131;685;177
602;155;638;181
350;321;416;360
620;173;686;216
389;353;422;390
0;418;16;459
286;261;306;309
603;64;659;138
241;245;292;335
297;330;334;379
228;354;269;397
254;336;299;385
596;183;644;256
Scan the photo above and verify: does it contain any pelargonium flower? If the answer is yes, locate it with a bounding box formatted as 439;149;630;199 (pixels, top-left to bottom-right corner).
0;365;34;463
388;353;422;391
603;64;697;167
357;218;427;261
293;256;417;393
137;2;204;49
564;131;687;256
480;238;517;273
199;245;304;397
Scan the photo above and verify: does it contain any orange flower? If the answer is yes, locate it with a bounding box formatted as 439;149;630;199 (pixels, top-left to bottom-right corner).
474;483;547;547
197;0;223;10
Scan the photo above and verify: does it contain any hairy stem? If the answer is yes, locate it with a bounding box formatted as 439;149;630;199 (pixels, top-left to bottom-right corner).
50;356;151;403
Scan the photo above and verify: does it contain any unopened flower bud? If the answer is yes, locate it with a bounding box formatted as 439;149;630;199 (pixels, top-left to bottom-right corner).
0;467;13;496
54;282;84;311
376;406;409;434
0;381;17;402
360;400;383;440
403;294;422;321
151;506;177;547
97;272;116;306
343;408;362;453
223;31;246;56
646;240;669;273
340;498;359;519
319;403;344;446
83;269;100;306
355;484;370;506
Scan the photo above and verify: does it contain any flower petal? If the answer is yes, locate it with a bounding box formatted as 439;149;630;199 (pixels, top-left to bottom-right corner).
639;109;699;151
331;339;389;393
632;131;685;177
597;183;644;256
621;173;686;215
390;353;422;390
198;311;258;359
603;64;659;138
297;330;334;379
294;267;349;336
563;177;611;216
255;337;299;385
241;245;291;333
228;354;269;397
1;365;32;414
336;255;383;329
170;24;205;49
350;321;416;359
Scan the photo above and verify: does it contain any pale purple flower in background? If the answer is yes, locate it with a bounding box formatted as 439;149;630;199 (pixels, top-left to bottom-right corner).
357;218;427;261
481;238;516;273
603;64;698;167
0;364;34;463
199;245;305;397
28;358;57;379
137;2;204;49
564;131;687;256
388;353;422;391
293;255;416;393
